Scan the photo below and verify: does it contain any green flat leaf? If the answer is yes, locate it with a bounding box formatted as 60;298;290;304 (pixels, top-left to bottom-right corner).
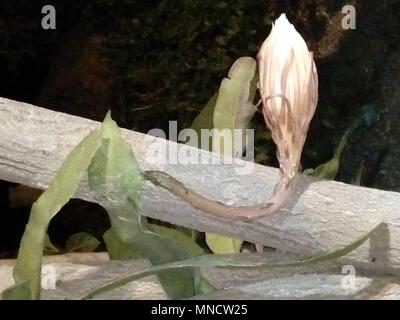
44;234;59;255
65;232;100;253
88;114;214;299
103;227;141;260
205;57;257;252
212;56;257;157
351;163;364;186
1;281;31;300
307;118;361;180
88;113;143;243
189;93;217;149
12;125;103;299
213;57;257;129
309;158;339;180
148;224;204;257
147;224;215;295
75;223;384;300
205;233;242;254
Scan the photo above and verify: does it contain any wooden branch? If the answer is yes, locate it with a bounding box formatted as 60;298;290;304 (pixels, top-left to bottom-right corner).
0;97;399;274
2;252;398;299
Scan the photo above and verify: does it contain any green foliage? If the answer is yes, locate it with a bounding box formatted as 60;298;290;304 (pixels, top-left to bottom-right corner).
188;57;258;253
305;118;361;180
103;228;141;260
2;91;382;300
351;164;364;186
43;234;59;255
205;233;242;254
65;232;100;253
11;126;103;299
4;112;214;300
1;281;31;300
189;93;217;148
88;114;214;298
74;222;384;300
212;56;257;155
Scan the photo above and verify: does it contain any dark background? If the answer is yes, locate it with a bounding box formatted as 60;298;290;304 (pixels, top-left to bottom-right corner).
1;0;399;256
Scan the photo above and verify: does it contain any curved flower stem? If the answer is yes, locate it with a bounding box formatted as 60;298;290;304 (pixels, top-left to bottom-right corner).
143;170;297;222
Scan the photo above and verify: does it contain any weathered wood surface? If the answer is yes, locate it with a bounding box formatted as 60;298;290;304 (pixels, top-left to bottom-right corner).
1;253;398;299
0;97;399;274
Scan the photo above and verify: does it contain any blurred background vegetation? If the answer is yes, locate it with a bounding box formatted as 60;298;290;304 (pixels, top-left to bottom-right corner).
0;0;399;256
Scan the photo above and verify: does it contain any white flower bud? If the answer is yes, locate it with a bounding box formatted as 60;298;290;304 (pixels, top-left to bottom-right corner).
257;13;318;185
